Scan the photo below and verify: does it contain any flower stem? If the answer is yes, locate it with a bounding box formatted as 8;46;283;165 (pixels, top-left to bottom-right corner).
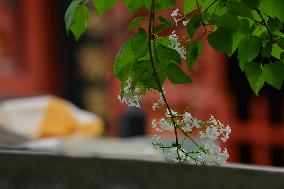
148;0;181;161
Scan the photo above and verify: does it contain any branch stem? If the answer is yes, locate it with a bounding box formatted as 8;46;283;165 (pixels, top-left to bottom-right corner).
256;9;273;40
195;0;207;32
148;0;181;160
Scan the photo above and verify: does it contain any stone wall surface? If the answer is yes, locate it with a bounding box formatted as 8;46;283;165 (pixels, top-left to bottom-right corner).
0;151;284;189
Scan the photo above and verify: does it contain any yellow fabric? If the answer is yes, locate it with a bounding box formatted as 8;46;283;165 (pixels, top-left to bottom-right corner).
38;97;103;138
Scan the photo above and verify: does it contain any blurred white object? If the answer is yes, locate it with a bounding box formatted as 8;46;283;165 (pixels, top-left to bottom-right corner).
0;95;104;139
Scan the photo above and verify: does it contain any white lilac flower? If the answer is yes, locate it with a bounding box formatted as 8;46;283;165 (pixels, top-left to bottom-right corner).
152;119;158;128
183;112;192;123
164;147;179;162
221;125;231;142
171;8;180;17
169;30;179;44
165;108;178;117
183;123;192;132
191;118;201;128
118;77;142;108
171;9;182;26
152;102;159;110
182;19;190;26
168;31;186;59
159;118;174;131
150;89;231;166
196;140;229;165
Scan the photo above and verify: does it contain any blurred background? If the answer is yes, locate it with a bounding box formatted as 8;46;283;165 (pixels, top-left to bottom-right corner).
0;0;283;167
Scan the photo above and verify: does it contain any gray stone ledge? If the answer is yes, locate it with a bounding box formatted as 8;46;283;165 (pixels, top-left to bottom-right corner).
0;150;284;189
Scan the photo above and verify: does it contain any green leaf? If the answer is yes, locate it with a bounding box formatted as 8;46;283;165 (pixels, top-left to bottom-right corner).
123;0;144;14
158;16;175;26
144;0;152;10
241;0;260;10
281;52;284;63
277;38;284;50
211;11;240;32
184;0;197;15
156;44;181;66
154;16;175;32
65;0;81;32
245;62;265;95
186;14;201;38
131;29;148;59
207;28;233;53
92;0;117;15
66;4;89;41
268;18;283;33
259;0;284;22
128;17;143;31
166;64;192;84
271;44;284;59
228;0;253;18
261;41;272;57
263;62;284;89
238;36;260;62
156;0;176;10
132;60;152;86
113;39;136;79
229;19;250;56
201;0;218;13
186;39;202;71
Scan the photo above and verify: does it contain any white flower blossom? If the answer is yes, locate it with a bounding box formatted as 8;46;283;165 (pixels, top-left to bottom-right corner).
152;119;158;128
171;9;182;26
150;90;231;165
118;77;142;108
168;31;186;59
152;102;159;110
182;19;190;26
192;118;201;128
183;112;192;123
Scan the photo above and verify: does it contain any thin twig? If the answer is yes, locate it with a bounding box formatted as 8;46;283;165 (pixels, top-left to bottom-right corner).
148;0;181;160
195;0;207;32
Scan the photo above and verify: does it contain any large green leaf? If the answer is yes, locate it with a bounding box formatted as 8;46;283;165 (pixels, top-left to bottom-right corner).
228;0;253;18
155;16;175;32
131;29;148;59
268;18;283;33
186;39;202;71
92;0;117;15
201;0;218;13
167;64;192;84
156;0;176;10
207;28;233;53
263;62;284;89
186;14;201;38
65;0;80;32
277;37;284;50
245;62;265;95
241;0;260;10
123;0;144;14
259;0;284;22
113;39;136;79
156;44;181;66
238;36;260;64
229;19;250;56
65;3;89;41
271;44;284;59
211;11;240;32
261;41;272;57
184;0;197;15
128;17;143;31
